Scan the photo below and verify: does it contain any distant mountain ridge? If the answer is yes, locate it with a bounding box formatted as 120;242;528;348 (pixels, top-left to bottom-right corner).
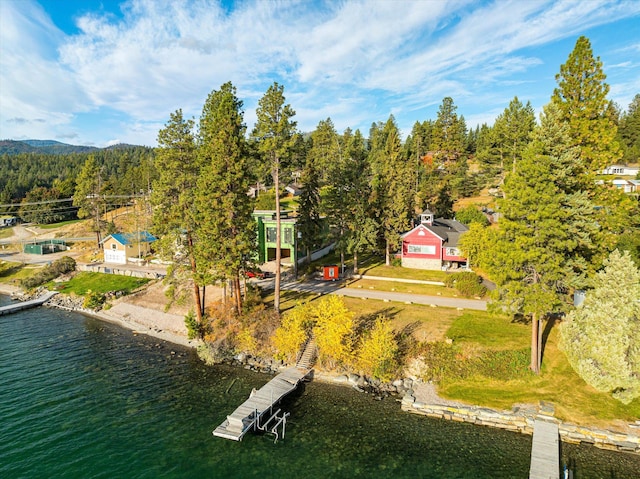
0;139;143;155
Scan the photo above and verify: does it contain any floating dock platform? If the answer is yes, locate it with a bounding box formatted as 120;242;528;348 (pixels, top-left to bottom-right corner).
213;366;311;441
0;291;58;316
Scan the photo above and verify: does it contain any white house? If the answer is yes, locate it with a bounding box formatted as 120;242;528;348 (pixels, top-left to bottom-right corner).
602;165;639;176
101;231;157;264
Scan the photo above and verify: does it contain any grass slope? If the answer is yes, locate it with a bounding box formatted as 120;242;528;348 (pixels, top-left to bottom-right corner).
51;271;149;295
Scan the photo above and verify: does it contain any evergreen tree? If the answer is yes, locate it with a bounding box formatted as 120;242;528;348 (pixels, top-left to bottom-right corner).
73;156;105;244
369;116;414;265
323;128;376;273
475;123;500;175
561;250;640;404
430;97;469;199
253;82;297;313
482;103;600;373
552;36;621;172
307;118;340;182
297;156;322;267
431;97;466;163
150;110;204;323
618;94;640;163
492;96;536;175
19;186;64;224
195;82;256;313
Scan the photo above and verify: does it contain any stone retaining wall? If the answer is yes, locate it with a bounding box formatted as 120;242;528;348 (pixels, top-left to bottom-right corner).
402;397;640;454
78;263;165;279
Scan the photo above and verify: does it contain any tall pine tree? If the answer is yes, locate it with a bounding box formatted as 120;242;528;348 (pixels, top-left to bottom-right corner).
253;83;297;313
151;110;204;323
369;116;414;265
195;82;256;313
552;36;621;173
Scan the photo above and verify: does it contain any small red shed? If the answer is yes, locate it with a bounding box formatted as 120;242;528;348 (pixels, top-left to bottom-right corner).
322;265;340;281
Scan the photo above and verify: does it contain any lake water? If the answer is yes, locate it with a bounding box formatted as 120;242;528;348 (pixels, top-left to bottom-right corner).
1;295;638;478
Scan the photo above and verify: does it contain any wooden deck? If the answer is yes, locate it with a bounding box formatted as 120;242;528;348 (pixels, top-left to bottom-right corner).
213;366;311;441
529;418;560;479
0;291;58;316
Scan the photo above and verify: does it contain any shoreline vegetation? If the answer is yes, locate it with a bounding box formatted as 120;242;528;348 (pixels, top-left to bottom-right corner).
2;280;639;456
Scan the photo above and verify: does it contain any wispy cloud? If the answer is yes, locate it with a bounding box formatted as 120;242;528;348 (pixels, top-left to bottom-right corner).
1;0;639;146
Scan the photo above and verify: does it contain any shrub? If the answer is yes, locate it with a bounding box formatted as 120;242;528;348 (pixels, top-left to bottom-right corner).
312;296;355;369
357;315;398;380
83;289;105;310
184;310;201;340
272;302;313;362
21;255;76;290
455;205;490;226
50;256;76;276
444;271;487;297
236;327;258;353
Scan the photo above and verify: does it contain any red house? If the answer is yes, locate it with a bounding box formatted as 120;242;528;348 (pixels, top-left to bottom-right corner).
400;209;469;270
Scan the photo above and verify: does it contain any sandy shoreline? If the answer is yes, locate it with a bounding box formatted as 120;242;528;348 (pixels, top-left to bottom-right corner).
0;282;199;349
81;305;200;349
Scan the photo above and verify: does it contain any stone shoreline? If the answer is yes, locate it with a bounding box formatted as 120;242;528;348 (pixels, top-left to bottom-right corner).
401;395;640;455
3;284;638;455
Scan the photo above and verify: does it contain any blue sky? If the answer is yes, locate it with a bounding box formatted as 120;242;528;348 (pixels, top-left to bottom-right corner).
1;0;639;147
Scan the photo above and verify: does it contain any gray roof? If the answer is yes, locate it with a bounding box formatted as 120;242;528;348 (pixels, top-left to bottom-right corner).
427;218;468;247
402;218;468;248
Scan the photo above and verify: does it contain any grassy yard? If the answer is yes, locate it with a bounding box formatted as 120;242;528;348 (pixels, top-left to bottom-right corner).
263;287;464;343
50;271;150;295
307;251;451;282
345;277;465;298
0;227;13;239
37;219;83;229
0;260;42;284
438;314;640;428
271;284;640;427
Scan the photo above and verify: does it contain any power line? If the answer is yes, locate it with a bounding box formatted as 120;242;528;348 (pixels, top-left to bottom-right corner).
0;193;148;209
0;197;73;208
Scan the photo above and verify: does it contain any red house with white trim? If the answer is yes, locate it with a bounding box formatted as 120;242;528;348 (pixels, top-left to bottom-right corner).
401;209;469;270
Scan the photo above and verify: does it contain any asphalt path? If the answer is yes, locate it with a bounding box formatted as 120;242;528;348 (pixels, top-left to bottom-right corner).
259;278;488;311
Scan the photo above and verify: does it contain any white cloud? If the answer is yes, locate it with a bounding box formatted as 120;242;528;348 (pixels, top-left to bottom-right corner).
1;0;639;145
0;1;89;139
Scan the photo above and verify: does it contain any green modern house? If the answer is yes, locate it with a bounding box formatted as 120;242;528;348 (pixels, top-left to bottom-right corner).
252;210;300;265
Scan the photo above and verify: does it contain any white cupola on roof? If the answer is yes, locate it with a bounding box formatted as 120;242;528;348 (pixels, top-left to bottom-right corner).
420;208;434;225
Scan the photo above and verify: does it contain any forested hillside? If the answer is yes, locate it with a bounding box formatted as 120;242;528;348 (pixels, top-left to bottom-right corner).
0;145;156;220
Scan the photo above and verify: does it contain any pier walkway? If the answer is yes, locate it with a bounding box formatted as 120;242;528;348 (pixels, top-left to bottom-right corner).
0;291;58;316
213;338;316;442
529;417;560;479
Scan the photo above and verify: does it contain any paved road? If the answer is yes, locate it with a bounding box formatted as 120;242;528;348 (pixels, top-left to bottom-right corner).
259;278;488;311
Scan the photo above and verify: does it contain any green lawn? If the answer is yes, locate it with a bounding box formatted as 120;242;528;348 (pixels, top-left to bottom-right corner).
358;261;450;282
439;314;640;427
0;228;13;239
446;311;529;349
0;261;41;284
345;278;462;298
50;271;150;295
262;276;640;429
307;252;450;282
37;219;83;229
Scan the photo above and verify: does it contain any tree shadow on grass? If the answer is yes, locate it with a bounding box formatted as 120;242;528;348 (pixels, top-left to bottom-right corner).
396;321;422;358
541;314;562;365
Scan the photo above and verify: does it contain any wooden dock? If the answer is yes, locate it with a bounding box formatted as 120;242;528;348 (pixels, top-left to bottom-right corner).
213;366;311;441
529;417;560;479
0;291;58;316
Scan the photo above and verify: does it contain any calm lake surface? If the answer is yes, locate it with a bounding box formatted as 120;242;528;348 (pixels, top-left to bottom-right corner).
1;295;638;478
